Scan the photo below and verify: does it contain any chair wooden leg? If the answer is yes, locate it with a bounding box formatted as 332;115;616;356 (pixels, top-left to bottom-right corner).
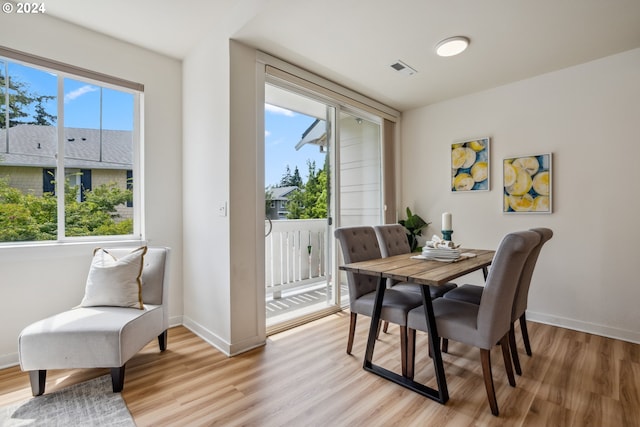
406;328;416;380
347;312;357;354
480;348;499;416
29;370;46;396
519;314;532;356
158;329;168;352
500;334;516;387
400;325;408;377
383;320;389;333
110;366;125;393
508;324;522;376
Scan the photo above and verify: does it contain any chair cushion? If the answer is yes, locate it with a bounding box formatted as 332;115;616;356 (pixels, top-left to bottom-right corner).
408;298;488;348
352;288;423;326
80;246;147;309
18;305;163;370
392;281;458;299
442;283;483;305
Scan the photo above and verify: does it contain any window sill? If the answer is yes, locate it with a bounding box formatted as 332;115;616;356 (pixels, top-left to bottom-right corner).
0;238;148;260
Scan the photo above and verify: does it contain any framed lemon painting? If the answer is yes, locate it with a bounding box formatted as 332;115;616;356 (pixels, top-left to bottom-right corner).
451;137;490;192
503;153;552;213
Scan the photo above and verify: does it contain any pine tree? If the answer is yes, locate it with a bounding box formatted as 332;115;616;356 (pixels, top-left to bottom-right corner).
0;75;57;128
279;165;303;188
285;160;328;219
32;95;56;126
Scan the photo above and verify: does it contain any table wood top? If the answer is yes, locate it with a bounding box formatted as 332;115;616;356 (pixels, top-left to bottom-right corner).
339;248;495;286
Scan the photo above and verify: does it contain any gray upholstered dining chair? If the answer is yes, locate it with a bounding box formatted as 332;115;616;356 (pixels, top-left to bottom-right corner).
334;226;424;377
406;230;540;416
373;224;458;341
443;228;553;375
373;224;459;298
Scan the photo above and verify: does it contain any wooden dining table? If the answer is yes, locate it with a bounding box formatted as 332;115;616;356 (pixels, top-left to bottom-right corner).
339;248;495;404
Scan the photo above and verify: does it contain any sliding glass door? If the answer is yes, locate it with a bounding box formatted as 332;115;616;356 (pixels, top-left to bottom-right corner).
263;77;384;334
264;82;337;333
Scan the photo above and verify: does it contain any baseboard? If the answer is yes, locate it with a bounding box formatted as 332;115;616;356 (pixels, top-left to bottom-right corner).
527;311;640;344
181;316;232;356
181;316;266;357
228;336;266;356
0;353;19;370
169;315;183;328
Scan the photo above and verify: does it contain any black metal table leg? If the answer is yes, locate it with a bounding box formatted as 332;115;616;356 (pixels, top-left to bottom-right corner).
420;284;449;403
362;276;449;404
363;276;386;369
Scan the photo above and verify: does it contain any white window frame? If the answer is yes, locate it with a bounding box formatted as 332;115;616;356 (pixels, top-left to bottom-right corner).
0;47;144;246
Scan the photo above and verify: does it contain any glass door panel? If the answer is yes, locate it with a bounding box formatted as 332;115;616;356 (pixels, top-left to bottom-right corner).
337;111;382;227
335;111;383;307
264;83;337;332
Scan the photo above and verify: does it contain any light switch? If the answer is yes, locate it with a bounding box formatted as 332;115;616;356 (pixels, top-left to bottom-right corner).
218;201;227;217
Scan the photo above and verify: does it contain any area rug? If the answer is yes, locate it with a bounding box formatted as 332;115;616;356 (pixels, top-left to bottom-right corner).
0;375;135;426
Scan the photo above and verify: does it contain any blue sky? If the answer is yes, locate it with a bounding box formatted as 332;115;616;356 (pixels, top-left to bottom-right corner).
7;62;133;130
7;60;323;187
264;104;327;188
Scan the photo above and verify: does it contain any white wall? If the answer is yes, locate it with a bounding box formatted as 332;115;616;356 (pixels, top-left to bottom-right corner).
401;48;640;343
182;9;267;355
0;13;183;366
181;29;233;354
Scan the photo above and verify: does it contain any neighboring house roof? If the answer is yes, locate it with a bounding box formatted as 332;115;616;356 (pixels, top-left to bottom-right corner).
269;186;298;201
0;124;133;170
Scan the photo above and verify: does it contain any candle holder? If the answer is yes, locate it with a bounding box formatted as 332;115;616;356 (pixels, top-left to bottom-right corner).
441;230;453;242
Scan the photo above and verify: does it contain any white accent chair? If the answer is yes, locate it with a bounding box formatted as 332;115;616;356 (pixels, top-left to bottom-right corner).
18;247;170;396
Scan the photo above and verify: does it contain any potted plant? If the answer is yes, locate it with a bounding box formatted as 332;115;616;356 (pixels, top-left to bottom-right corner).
398;207;430;252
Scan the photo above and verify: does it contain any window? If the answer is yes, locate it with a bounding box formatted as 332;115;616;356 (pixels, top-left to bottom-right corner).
0;51;142;243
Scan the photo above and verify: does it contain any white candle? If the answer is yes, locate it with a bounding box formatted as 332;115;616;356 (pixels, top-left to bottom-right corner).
442;212;452;230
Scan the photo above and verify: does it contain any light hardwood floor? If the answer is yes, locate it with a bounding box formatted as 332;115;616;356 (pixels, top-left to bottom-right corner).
1;312;639;426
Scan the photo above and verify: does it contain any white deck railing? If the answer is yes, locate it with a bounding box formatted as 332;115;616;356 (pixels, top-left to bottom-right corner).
265;219;328;298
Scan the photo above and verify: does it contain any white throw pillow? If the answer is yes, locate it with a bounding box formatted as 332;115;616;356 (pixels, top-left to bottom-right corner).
80;246;147;309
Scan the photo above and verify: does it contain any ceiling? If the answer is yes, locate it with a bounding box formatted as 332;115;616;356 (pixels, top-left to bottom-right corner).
43;0;640;112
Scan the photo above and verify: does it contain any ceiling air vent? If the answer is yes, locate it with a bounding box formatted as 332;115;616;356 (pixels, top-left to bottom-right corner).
390;60;417;76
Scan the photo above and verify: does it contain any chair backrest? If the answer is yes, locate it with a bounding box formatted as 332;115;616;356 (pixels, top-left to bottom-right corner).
511;228;553;321
334;226;382;304
373;224;411;257
477;231;540;348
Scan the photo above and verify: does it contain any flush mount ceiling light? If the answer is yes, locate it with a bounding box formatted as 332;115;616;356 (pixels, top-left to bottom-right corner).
435;36;470;57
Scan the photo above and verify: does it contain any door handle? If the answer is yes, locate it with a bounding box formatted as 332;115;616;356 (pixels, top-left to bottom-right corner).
265;217;273;237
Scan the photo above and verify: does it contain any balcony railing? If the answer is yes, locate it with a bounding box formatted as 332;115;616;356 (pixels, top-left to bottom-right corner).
265;219;327;299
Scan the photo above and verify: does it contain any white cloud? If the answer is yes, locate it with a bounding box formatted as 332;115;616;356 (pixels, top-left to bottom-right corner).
64;85;98;103
265;130;271;138
265;103;295;117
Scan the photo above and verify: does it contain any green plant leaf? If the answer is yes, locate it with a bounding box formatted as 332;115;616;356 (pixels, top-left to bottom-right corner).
398;207;431;251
